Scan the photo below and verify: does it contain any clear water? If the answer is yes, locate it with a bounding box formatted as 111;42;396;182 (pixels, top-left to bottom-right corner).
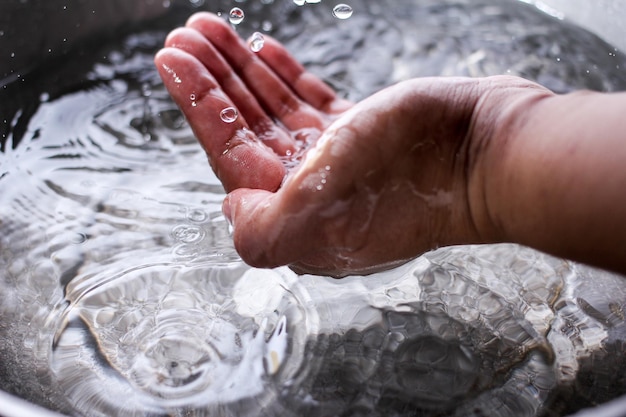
1;0;626;416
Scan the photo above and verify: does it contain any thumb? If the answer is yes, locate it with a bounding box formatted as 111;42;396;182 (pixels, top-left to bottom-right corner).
223;189;284;268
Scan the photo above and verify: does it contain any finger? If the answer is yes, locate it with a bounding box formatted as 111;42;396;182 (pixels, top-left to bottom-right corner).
155;47;285;192
186;12;327;131
257;36;351;113
164;27;295;156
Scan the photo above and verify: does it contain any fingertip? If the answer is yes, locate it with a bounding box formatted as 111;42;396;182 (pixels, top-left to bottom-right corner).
185;11;217;27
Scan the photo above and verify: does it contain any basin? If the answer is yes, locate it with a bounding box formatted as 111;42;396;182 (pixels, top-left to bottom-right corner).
1;1;626;416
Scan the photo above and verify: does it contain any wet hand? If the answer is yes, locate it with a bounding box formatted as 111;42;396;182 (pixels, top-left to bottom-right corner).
155;12;545;277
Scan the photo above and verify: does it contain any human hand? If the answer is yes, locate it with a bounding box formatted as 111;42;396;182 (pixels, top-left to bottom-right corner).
155;12;551;277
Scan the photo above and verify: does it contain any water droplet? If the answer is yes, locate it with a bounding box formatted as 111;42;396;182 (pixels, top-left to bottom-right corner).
293;0;305;6
39;92;50;102
141;83;152;97
261;20;273;32
249;32;265;52
306;0;321;3
220;107;238;123
332;4;353;19
229;7;245;25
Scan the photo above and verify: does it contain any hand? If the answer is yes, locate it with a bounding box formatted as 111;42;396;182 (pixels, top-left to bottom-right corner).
155;12;551;277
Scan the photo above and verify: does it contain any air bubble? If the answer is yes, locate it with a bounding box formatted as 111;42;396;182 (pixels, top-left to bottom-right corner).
249;32;265;52
229;7;245;25
332;4;353;19
220;107;238;123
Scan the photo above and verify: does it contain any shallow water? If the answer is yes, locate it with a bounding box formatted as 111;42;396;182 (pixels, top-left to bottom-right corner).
1;0;626;416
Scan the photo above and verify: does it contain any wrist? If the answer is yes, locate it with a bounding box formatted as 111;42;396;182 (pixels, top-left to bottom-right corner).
465;76;555;245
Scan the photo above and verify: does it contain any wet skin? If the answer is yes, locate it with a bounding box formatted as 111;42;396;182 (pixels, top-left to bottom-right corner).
156;12;626;277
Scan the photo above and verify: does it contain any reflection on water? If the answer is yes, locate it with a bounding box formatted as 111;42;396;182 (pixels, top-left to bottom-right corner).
1;0;626;416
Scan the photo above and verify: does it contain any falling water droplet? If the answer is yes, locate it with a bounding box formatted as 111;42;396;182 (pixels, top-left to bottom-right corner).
261;20;273;32
332;4;353;19
249;32;265;52
229;7;245;25
220;107;238;123
293;0;305;6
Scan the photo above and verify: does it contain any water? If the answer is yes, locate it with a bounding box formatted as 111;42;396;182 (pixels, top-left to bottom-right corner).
1;0;626;416
220;106;239;123
332;4;354;20
229;7;245;25
249;32;266;52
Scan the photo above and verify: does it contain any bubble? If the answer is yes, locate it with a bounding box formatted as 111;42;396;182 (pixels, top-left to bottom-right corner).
186;208;207;223
229;7;245;25
332;4;353;19
172;225;204;244
249;32;265;53
220;107;238;123
261;20;273;32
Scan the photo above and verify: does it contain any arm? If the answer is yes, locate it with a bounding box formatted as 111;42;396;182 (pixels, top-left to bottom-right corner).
476;87;626;274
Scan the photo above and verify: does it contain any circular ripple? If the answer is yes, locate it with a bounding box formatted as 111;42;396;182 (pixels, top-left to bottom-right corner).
49;263;317;414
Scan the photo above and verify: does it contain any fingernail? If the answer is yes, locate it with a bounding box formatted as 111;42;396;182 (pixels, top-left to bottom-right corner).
222;195;233;226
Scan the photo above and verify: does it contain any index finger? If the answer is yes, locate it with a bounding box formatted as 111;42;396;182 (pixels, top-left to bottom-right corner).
155;47;285;192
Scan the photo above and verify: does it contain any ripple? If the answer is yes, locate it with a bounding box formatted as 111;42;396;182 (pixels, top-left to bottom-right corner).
49;263;317;414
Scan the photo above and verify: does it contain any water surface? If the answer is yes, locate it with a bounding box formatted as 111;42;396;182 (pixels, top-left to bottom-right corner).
1;0;626;416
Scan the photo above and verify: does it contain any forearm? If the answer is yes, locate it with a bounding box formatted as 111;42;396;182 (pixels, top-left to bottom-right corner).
485;86;626;274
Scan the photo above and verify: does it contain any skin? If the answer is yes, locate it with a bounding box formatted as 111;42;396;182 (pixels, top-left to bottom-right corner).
155;12;626;277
